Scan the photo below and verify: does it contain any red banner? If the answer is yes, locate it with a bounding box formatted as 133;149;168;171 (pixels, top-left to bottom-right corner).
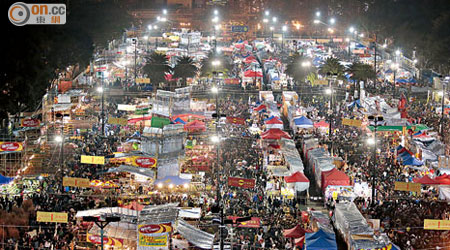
0;142;23;152
21;118;40;127
224;78;240;85
227;216;261;228
138;223;172;234
228;177;256;189
226;117;246;125
87;234;123;246
134;157;157;168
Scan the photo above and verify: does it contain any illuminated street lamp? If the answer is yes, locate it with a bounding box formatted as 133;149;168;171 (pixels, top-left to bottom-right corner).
349;26;355;33
301;61;311;67
265;10;270;16
272;16;277;23
214;9;219;15
263;18;268;23
316;11;321;17
162;9;167;15
281;25;287;52
329;17;336;25
390;63;399;97
313;19;320;24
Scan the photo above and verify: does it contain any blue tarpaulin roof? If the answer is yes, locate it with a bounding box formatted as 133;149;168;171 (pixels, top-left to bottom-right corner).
174;117;187;124
0;175;13;185
305;229;337;250
402;156;423;166
294;116;313;127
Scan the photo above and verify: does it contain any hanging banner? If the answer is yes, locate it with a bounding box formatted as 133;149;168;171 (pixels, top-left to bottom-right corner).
62;177;91;188
342;118;362;127
132;156;157;168
227;216;261;228
36;211;68;223
136;78;151;84
118;104;136;111
21;118;40;127
394;182;421;193
226;117;246;125
314;80;328;86
224;78;240;85
228;177;256;189
138;223;172;249
424;219;450;230
0;142;23;152
87;233;124;246
108;116;128;126
81;155;105;165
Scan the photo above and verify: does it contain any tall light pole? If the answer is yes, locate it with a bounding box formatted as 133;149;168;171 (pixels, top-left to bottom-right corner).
55;134;63;168
99;71;108;135
132;38;137;84
325;87;333;155
270;26;274;40
390;63;398;98
281;25;287;52
439;84;447;136
368;115;383;205
210;86;224;250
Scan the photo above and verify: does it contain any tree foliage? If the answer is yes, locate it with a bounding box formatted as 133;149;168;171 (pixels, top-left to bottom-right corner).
319;57;345;77
143;52;171;89
172;56;198;87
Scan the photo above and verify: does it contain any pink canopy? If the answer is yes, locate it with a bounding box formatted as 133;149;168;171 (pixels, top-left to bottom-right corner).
285;172;309;183
283;224;312;238
244;70;263;78
261;129;291;140
314;120;329;128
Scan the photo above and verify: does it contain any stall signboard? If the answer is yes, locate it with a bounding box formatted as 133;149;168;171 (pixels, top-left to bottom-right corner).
136;78;151;84
87;233;124;246
227;216;261;228
118;104;136;111
224;78;240;85
36;211;68;223
133;156;157;168
0;142;23;152
228;177;256;189
81;155;105;165
231;25;249;32
424;219;450;230
342;118;362;127
394;182;421;193
63;177;90;188
108;116;128;126
226;117;245;125
314;80;328;86
21;118;40;127
138;223;172;249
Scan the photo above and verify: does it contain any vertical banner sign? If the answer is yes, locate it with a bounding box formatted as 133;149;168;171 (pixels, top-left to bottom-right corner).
424;219;450;230
80;155;105;165
138;223;172;249
36;211;68;223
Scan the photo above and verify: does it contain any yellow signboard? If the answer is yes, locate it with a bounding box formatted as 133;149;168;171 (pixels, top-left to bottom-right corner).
108;116;128;126
424;219;450;230
81;155;105;165
36;211;68;223
63;177;91;188
314;79;328;86
342;118;362;127
136;78;151;84
394;182;421;193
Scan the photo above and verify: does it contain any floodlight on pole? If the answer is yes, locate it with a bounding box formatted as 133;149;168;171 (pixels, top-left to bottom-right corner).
325;88;332;95
265;10;270;16
162;9;167;15
316;11;321;17
349;26;355;33
97;86;104;93
282;25;287;32
147;24;153;30
367;137;376;145
301;61;311;67
211;135;220;143
55;135;63;143
395;49;401;56
211;86;219;94
313;19;320;24
329;18;336;24
272;16;277;23
214;9;219;15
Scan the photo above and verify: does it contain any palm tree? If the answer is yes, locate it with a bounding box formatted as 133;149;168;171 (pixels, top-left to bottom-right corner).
172;56;198;88
319;57;345;77
143;52;171;91
285;53;315;86
348;62;376;98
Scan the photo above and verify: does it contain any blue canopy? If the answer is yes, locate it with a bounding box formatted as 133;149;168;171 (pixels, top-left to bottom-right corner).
402;156;423;166
294;116;313;126
305;229;337;250
0;175;13;185
154;176;190;186
174;117;187;124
